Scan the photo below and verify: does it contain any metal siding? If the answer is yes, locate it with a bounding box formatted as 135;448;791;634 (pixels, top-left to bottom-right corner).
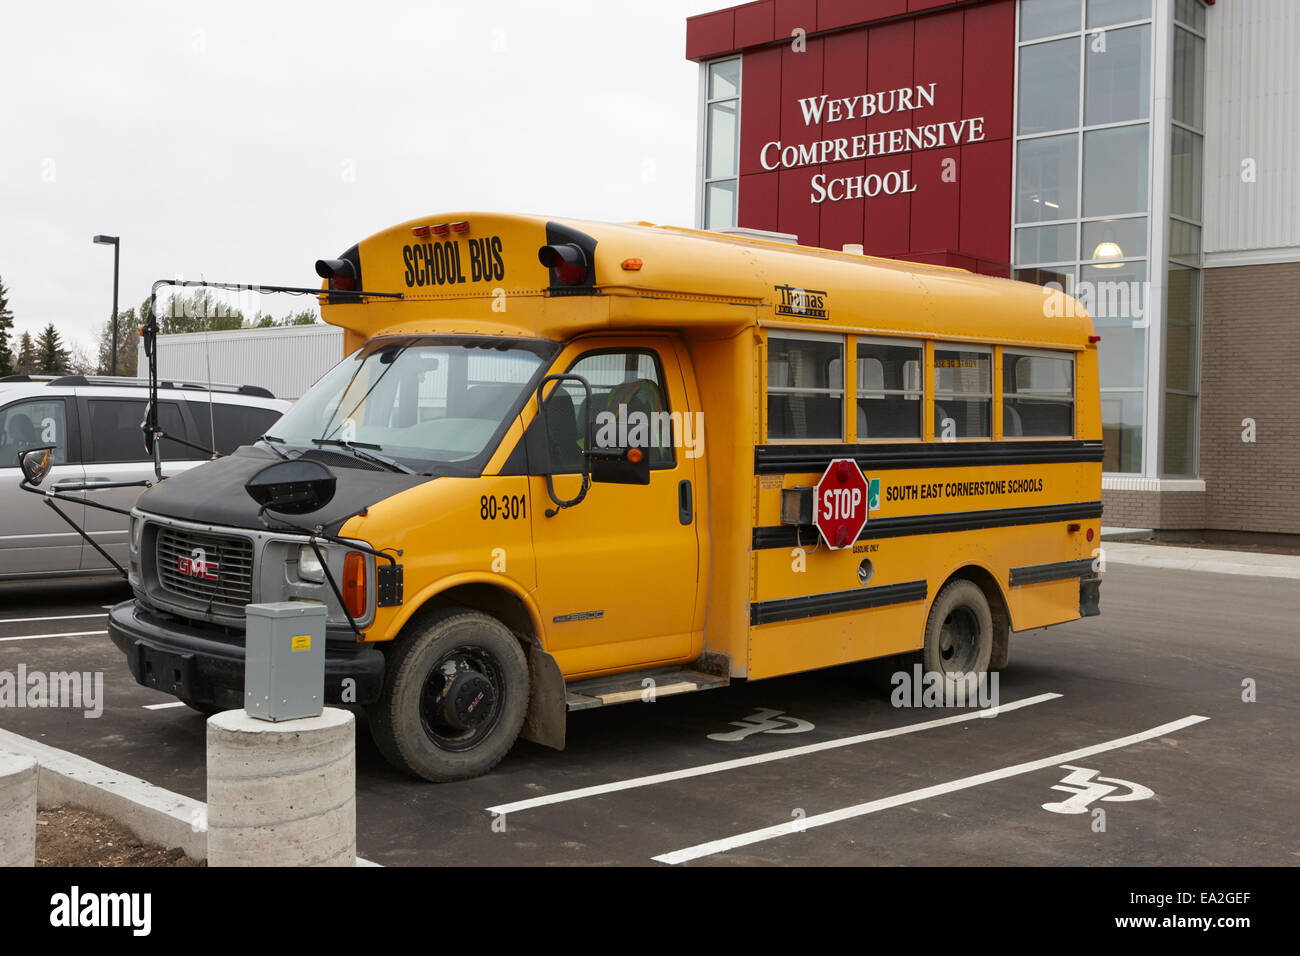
136;326;344;400
1203;0;1300;255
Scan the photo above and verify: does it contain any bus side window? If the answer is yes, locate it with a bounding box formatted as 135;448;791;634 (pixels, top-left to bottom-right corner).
1003;351;1074;437
933;346;992;439
767;332;844;441
857;340;923;439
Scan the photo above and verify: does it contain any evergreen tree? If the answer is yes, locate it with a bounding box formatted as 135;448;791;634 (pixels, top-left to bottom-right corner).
15;332;36;374
95;307;139;376
36;323;69;374
0;275;14;376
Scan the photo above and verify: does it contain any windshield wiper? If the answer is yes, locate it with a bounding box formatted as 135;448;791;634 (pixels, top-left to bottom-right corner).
258;434;291;460
310;438;417;475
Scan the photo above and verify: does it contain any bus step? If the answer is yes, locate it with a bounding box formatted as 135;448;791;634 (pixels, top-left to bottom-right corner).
565;666;729;711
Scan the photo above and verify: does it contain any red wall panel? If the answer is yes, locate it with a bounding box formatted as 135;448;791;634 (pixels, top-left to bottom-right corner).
961;0;1015;142
686;10;735;61
958;138;1012;262
774;0;819;39
738;47;783;177
734;1;776;48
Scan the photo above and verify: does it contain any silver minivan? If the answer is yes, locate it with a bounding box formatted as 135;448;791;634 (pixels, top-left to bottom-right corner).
0;375;291;577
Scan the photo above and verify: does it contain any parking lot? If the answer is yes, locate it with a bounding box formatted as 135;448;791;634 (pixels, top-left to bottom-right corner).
0;562;1296;867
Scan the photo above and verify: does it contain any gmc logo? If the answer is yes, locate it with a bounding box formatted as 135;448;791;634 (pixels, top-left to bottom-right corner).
177;547;218;581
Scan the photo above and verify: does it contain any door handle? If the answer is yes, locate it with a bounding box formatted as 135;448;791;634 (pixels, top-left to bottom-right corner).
678;479;693;526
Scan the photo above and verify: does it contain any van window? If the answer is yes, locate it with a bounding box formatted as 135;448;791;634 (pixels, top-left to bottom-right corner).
934;347;992;439
767;333;844;441
86;399;190;463
1003;351;1075;437
189;402;285;455
857;340;923;439
0;399;71;465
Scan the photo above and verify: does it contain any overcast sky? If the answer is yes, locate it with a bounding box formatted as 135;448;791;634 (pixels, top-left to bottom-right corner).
1;0;722;356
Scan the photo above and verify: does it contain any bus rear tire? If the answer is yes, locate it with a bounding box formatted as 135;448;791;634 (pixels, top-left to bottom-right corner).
922;579;993;689
368;608;530;783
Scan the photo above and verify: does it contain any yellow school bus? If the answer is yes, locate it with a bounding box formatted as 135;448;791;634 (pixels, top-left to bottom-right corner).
108;212;1102;781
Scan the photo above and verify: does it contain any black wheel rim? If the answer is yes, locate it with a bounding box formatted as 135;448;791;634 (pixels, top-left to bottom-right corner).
937;606;982;676
418;644;506;752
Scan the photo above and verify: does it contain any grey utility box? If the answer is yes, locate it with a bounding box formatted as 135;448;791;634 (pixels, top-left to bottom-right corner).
244;602;327;722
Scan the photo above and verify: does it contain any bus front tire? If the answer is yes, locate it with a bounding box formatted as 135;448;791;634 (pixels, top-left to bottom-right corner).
922;579;994;687
368;609;530;783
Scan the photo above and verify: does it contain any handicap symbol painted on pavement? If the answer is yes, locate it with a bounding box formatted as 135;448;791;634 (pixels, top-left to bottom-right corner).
1041;764;1155;814
707;707;815;742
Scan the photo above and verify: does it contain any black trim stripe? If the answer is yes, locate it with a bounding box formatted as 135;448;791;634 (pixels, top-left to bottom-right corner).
755;440;1103;475
1009;557;1097;587
751;579;928;626
752;500;1103;550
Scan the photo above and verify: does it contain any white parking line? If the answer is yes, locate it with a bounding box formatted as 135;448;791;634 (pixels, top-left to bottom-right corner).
0;630;108;643
142;702;188;711
0;613;108;625
652;714;1210;865
486;692;1062;816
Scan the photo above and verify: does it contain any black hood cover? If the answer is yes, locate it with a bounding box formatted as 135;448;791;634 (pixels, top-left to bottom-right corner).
137;445;431;531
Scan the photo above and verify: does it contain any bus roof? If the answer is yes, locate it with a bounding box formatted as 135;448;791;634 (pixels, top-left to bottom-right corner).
319;212;1094;351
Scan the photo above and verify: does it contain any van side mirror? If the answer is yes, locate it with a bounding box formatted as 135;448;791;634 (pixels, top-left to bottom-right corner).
18;446;56;487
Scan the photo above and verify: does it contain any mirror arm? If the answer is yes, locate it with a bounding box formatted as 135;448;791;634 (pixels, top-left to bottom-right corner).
534;373;594;517
38;496;128;579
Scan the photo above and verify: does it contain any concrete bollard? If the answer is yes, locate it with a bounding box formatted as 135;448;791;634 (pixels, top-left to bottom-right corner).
0;754;38;868
206;708;355;867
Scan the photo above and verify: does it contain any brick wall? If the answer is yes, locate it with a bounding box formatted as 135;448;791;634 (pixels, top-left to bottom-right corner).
1199;262;1300;534
1102;489;1206;529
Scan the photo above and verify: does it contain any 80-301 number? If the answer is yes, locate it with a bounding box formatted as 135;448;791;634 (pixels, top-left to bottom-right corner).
481;494;527;520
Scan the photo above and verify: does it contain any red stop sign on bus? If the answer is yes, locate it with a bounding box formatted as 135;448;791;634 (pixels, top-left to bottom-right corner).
814;458;870;549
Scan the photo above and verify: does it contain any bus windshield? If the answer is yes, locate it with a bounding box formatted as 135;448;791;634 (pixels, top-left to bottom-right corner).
269;335;557;472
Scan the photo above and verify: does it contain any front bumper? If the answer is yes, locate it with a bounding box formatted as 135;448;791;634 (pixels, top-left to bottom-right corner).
107;600;385;710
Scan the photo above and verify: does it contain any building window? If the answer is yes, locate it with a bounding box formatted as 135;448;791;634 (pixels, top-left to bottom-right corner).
857;340;923;439
1084;24;1151;125
702;57;740;231
1083;124;1149;216
767;332;844;441
1018;38;1080;135
934;346;992;439
1003;350;1075;437
1021;0;1082;41
1016;134;1079;222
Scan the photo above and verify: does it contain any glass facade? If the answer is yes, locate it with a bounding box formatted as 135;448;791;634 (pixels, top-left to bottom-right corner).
1015;1;1152;473
702;58;740;231
1014;0;1205;476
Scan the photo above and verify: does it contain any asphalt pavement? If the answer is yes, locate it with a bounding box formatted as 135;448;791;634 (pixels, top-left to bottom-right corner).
0;563;1295;866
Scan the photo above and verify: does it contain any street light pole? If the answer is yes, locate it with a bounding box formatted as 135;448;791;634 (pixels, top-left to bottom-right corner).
93;235;120;376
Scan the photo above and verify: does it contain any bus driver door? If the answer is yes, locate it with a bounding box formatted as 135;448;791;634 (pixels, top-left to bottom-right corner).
526;338;703;679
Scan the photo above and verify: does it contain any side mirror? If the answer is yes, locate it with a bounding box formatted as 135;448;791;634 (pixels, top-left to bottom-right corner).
18;446;56;487
245;459;337;514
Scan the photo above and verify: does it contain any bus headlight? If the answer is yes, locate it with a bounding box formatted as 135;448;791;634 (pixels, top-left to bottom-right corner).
130;515;143;555
298;545;326;583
